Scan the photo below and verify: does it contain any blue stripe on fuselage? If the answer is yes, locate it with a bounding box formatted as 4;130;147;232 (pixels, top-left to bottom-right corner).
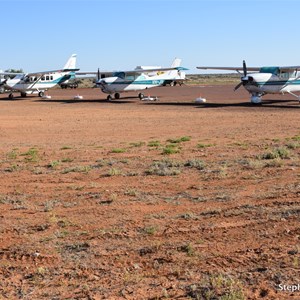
108;80;164;85
34;74;72;85
256;79;300;87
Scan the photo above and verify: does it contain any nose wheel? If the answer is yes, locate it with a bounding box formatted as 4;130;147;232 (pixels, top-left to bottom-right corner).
250;94;262;104
138;93;144;100
107;95;113;101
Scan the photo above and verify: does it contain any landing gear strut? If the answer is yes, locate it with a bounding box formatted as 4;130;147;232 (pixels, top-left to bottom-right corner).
286;91;300;103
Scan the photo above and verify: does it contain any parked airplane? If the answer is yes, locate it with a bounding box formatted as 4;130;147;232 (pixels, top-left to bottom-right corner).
0;54;78;99
78;58;187;101
135;58;186;86
197;61;300;104
0;69;21;93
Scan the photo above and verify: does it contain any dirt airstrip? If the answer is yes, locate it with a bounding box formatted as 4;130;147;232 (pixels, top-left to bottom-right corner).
0;85;299;299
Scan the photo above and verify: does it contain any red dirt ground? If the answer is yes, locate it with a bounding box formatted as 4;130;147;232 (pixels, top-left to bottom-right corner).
0;85;299;299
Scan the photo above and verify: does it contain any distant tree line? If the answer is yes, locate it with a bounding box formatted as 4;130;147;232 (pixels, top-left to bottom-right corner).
5;68;23;73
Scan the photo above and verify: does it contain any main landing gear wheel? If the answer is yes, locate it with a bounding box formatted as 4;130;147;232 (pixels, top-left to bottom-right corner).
114;93;120;99
9;93;14;99
107;95;113;101
21;92;27;97
138;93;144;100
38;91;45;97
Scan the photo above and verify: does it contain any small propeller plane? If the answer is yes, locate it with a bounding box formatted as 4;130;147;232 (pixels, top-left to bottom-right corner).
0;69;21;93
1;54;79;99
197;61;300;104
78;58;187;101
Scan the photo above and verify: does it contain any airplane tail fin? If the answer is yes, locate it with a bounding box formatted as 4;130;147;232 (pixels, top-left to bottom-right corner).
164;58;181;79
63;54;77;71
171;58;182;68
168;58;182;76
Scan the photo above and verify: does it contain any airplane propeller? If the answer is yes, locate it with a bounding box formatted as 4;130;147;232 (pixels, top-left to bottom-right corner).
243;60;247;77
234;60;251;91
97;68;101;81
234;81;243;91
95;68;103;87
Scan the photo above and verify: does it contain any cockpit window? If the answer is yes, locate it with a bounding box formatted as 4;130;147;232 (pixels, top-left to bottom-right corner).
125;74;135;81
279;70;295;79
113;72;125;79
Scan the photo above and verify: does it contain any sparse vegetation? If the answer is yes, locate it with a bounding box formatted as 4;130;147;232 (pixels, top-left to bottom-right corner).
179;243;195;256
148;140;161;147
184;159;205;170
186;73;240;85
259;147;290;160
60;146;72;150
61;157;73;163
47;160;60;169
167;136;191;143
6;150;18;160
111;148;126;153
142;226;157;235
162;144;180;155
186;274;245;300
197;142;214;148
107;167;122;176
21;148;39;162
145;159;181;176
129;141;145;147
61;165;91;174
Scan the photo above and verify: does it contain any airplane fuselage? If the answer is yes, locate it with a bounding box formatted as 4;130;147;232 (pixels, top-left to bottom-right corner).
5;72;73;94
99;75;165;94
243;69;300;99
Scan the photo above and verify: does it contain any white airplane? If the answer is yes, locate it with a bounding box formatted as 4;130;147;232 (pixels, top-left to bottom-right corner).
79;58;187;101
197;61;300;104
1;54;78;99
0;69;21;93
135;59;186;86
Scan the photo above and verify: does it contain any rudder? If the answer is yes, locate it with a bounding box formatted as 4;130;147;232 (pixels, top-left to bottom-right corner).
63;54;77;70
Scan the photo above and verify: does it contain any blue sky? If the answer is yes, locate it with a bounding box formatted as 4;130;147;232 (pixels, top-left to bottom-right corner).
1;0;299;73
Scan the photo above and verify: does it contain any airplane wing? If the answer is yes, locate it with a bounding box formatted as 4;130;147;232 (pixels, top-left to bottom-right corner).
0;71;24;76
123;66;188;74
197;65;300;73
26;68;80;77
197;66;260;72
278;66;300;71
77;67;188;76
76;71;115;76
